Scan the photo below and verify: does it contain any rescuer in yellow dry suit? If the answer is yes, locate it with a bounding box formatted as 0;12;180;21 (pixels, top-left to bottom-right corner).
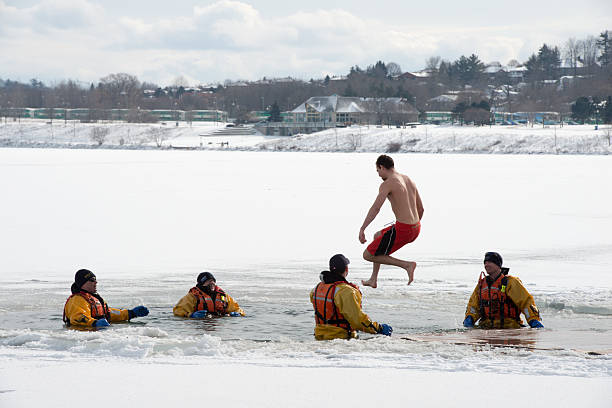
173;272;245;318
63;269;149;328
464;252;544;329
310;254;393;340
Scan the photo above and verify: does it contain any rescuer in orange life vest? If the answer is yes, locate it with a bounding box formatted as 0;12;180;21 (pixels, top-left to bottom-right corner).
63;269;149;328
310;254;393;340
463;252;544;329
173;272;245;318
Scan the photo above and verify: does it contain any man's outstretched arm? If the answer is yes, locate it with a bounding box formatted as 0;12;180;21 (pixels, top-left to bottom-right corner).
359;184;389;243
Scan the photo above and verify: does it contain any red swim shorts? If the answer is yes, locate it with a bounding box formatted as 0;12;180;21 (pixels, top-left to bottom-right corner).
366;221;420;256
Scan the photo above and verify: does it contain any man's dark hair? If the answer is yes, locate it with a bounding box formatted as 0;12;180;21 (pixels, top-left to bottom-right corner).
376;155;394;169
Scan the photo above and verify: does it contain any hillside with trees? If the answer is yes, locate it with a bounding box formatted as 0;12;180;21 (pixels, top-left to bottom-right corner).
1;30;611;124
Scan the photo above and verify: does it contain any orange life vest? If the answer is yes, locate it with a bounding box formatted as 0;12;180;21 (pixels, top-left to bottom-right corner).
189;286;229;315
313;281;360;333
62;291;109;326
478;272;520;327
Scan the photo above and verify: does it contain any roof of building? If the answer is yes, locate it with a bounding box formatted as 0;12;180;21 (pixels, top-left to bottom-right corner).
428;94;459;103
291;95;416;114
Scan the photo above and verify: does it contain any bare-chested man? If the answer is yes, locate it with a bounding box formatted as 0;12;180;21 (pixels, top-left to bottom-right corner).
359;155;424;288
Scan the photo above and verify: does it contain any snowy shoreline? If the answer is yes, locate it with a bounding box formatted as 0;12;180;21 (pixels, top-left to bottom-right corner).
1;121;611;155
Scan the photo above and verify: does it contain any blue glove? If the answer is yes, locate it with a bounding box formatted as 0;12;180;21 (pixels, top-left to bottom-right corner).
128;306;149;319
463;316;474;327
378;323;393;336
529;320;544;328
229;312;241;317
94;318;110;328
190;310;208;318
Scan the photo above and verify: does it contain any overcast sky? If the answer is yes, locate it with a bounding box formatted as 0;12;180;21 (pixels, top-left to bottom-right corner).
1;0;610;86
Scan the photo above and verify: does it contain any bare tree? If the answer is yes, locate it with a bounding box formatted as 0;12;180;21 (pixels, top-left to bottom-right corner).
99;73;140;109
55;80;87;108
386;142;402;153
581;35;599;69
386;62;402;77
90;127;109;145
425;56;441;73
507;59;521;67
563;37;581;76
463;108;490;125
172;75;190;88
147;127;171;148
502;85;514;113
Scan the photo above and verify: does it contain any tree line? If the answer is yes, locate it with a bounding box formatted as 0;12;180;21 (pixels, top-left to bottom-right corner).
1;30;610;124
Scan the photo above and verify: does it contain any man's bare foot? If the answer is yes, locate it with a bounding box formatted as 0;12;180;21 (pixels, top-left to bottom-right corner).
404;261;417;285
361;279;377;288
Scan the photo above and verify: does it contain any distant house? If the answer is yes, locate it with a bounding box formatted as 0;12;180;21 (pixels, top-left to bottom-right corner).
507;66;527;82
288;95;418;125
255;95;418;136
426;94;459;111
485;61;504;76
483;61;527;83
396;72;419;80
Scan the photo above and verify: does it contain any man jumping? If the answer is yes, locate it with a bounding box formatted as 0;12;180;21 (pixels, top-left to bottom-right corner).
359;155;424;288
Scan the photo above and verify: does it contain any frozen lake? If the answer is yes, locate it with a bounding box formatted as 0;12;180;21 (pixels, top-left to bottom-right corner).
1;148;611;406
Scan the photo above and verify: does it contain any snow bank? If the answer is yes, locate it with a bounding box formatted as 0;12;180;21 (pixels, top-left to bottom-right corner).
0;121;610;154
258;124;612;155
2;360;610;408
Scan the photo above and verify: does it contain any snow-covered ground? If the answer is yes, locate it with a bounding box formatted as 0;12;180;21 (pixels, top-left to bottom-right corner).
1;120;611;154
260;123;612;154
1;149;611;407
0;120;274;149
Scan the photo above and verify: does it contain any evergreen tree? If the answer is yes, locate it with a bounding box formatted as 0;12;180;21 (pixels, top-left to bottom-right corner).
348;66;363;79
597;30;611;66
451;54;485;84
394;85;413;100
539;44;561;79
324;75;330;86
474;100;491;111
525;44;561;80
603;96;612;124
437;60;452;83
366;61;388;78
268;101;281;122
571;97;593;123
525;53;541;80
452;101;469;123
30;78;44;88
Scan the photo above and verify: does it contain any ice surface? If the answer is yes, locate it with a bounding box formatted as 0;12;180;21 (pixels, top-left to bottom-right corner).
1;148;611;406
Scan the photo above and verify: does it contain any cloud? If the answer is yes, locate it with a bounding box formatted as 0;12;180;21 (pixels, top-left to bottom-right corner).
115;0;294;51
30;0;104;30
0;0;608;85
0;0;105;33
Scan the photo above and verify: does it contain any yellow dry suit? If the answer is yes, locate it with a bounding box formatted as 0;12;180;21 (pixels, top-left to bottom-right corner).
173;285;245;317
310;273;381;340
465;271;542;329
63;291;130;327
